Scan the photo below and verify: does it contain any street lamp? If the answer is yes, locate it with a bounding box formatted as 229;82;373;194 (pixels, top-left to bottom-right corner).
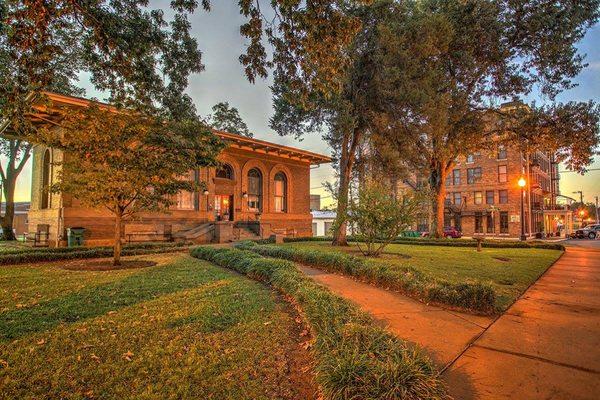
203;189;210;212
518;177;526;241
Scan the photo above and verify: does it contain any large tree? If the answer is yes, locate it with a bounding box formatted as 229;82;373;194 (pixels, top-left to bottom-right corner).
0;1;84;239
39;104;222;265
270;1;410;245
1;0;371;242
371;0;600;236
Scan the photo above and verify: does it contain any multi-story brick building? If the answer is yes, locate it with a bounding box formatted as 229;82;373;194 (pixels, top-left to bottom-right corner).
439;145;572;238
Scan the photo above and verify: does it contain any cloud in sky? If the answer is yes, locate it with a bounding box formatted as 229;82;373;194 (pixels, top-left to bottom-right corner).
7;7;600;205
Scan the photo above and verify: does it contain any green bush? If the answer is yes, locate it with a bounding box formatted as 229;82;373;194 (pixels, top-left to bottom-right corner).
281;236;564;250
0;242;191;266
190;246;447;400
235;241;497;313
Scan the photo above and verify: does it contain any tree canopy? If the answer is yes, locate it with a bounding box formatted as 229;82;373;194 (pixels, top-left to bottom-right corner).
207;102;253;137
372;0;599;235
38;103;223;264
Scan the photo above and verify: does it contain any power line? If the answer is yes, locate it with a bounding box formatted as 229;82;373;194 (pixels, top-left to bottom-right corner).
559;168;600;173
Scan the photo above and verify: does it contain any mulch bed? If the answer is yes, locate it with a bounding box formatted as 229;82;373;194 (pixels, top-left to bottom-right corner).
61;259;157;271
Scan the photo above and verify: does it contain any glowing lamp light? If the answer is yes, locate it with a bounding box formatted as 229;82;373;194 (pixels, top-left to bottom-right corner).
517;177;526;188
203;190;209;196
579;210;586;217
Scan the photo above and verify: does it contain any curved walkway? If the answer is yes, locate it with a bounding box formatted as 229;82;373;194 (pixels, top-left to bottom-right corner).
444;242;600;399
298;265;494;367
299;240;600;399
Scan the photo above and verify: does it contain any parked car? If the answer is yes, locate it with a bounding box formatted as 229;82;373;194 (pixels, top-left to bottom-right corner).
574;224;600;239
421;226;462;239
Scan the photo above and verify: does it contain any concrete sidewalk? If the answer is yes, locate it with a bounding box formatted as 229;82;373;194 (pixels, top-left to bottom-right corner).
299;265;494;367
443;244;600;399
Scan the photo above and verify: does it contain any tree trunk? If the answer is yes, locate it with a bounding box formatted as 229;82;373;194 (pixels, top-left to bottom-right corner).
332;127;363;247
0;140;32;241
333;167;351;246
0;176;17;240
429;162;447;238
114;212;123;266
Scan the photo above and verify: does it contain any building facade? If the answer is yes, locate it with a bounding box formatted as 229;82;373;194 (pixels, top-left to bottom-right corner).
441;146;570;238
25;92;331;246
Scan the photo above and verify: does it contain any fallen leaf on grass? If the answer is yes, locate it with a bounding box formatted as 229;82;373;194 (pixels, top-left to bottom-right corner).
0;359;8;369
122;351;134;361
263;321;272;326
36;339;46;345
299;329;309;337
300;341;312;350
90;354;101;363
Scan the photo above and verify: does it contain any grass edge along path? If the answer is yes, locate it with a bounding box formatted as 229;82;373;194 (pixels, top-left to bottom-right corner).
191;246;448;400
235;241;497;314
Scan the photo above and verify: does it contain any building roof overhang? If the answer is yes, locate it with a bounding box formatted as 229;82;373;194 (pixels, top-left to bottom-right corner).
2;91;332;166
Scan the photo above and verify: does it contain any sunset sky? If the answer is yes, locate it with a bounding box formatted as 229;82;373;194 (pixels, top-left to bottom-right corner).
6;2;600;207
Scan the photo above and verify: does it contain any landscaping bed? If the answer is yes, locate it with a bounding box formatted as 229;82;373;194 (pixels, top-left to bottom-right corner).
191;245;447;400
281;236;565;250
0;253;316;399
238;241;563;312
0;241;191;266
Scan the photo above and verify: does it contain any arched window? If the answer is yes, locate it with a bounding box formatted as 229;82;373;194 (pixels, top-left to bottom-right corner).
274;172;287;212
41;149;51;209
216;164;234;179
247;168;262;212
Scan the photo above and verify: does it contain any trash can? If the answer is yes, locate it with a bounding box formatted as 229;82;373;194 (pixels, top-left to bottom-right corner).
67;227;86;247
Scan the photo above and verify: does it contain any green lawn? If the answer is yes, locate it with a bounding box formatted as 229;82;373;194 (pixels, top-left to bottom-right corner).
0;253;315;399
283;241;562;310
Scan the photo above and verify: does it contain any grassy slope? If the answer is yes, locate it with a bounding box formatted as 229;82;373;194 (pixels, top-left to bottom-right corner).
283;242;562;310
0;253;314;399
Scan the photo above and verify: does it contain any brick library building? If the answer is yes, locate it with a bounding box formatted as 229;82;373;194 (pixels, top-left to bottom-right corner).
439;146;573;239
23;92;331;247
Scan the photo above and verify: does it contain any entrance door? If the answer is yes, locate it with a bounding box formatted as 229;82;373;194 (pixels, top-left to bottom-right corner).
214;195;234;221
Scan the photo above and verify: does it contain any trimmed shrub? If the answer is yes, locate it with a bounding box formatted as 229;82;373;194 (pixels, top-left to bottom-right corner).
235;241;497;313
281;236;565;250
191;246;447;400
0;242;191;266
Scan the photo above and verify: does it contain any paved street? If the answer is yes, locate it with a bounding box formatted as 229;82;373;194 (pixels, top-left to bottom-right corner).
444;240;600;399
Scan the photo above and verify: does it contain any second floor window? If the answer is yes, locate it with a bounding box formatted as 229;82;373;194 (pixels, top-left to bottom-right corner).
499;189;508;204
474;191;483;205
466;154;475;163
467;167;482;184
453;169;461;185
498;165;507;183
453;192;462;205
497;145;507;160
486;190;494;204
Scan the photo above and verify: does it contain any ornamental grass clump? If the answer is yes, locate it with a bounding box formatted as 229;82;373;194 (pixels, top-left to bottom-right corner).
190;246;447;400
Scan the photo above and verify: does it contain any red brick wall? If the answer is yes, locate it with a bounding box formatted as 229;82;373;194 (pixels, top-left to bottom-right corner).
29;144;315;245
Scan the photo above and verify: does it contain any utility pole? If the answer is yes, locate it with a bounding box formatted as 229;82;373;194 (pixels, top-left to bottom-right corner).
572;190;583;205
595;196;599;224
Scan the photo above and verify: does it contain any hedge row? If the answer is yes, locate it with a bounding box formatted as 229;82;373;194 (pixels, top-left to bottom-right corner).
280;236;565;250
236;241;496;314
190;246;446;400
0;242;191;266
0;241;190;256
